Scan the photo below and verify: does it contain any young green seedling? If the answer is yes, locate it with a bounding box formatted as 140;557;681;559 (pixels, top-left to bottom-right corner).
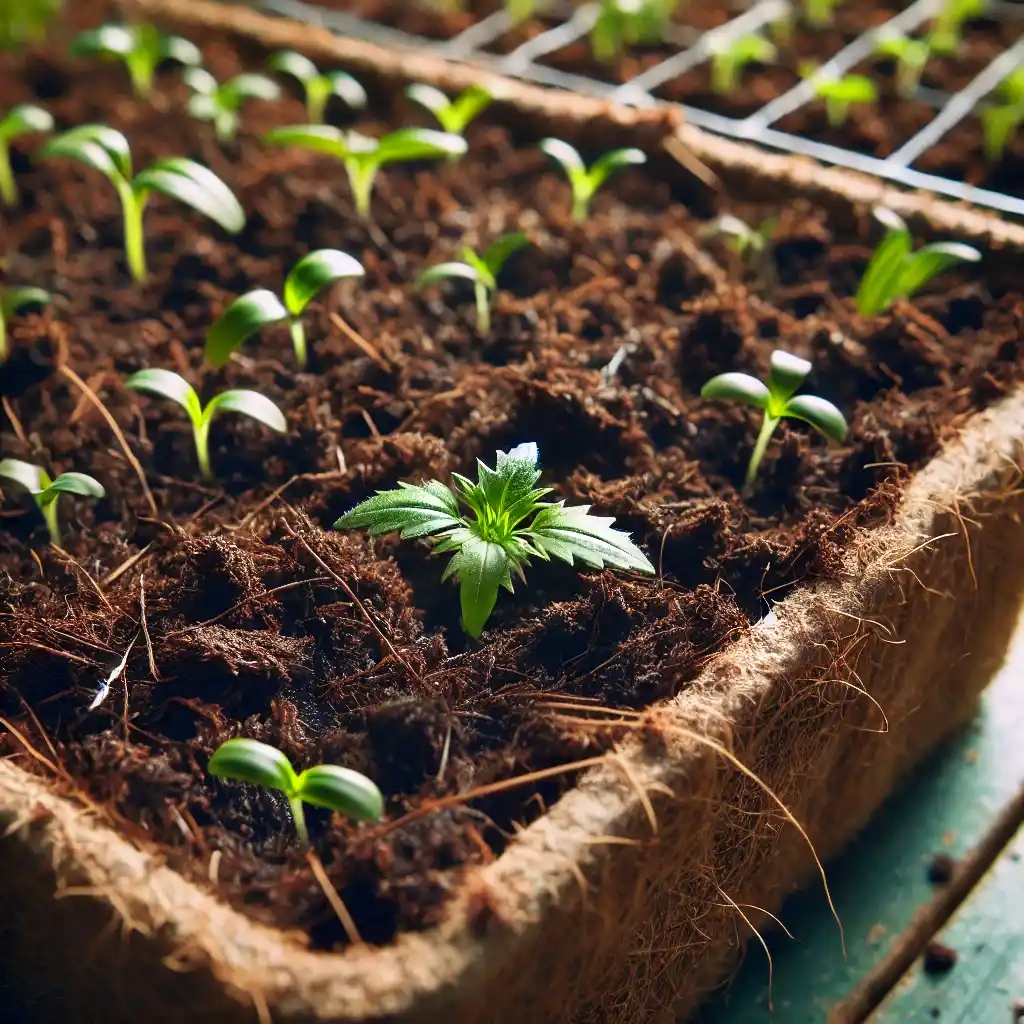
699;214;777;279
0;0;61;51
208;738;383;847
184;67;280;142
874;31;932;98
417;233;529;334
124;368;286;481
0;458;104;544
979;69;1024;161
263;125;467;218
70;23;200;99
266;50;366;124
812;72;878;128
855;206;982;317
0;104;53;206
0;285;50;363
538;138;646;223
803;0;844;28
589;0;678;63
336;442;654;638
709;32;776;95
930;0;986;56
405;83;492;136
701;350;847;492
39;125;244;284
206;249;364;370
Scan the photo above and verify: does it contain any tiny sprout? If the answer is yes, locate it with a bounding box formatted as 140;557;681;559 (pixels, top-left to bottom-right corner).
0;458;104;544
206;249;364;370
855;206;981;317
40;125;244;284
811;72;878;128
336;442;654;637
803;0;844;28
539;138;646;223
930;0;986;56
0;285;50;363
709;32;776;95
124;368;286;481
700;214;777;276
0;104;53;206
70;23;200;99
418;233;529;334
263;125;467;218
979;69;1024;161
266;50;366;124
874;31;932;98
701;350;847;492
184;68;280;143
208;738;383;847
406;83;492;136
589;0;679;63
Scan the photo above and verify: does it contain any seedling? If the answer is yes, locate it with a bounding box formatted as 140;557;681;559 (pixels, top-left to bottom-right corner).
979;69;1024;161
263;125;467;218
930;0;986;56
0;458;104;544
855;206;981;317
538;138;646;222
709;32;776;95
811;72;878;128
336;441;654;637
0;285;50;363
589;0;678;63
0;104;53;206
701;351;847;491
0;0;61;51
266;50;366;124
184;67;280;143
874;31;932;98
39;125;244;283
70;23;200;99
699;214;777;278
124;368;287;481
208;738;383;847
803;0;844;28
417;233;529;334
405;83;492;137
206;249;364;370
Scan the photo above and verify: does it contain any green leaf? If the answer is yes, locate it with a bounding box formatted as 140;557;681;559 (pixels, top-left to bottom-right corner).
981;103;1024;161
539;138;585;178
587;147;647;191
816;74;878;104
125;368;204;426
294;764;383;821
0;104;54;142
222;73;281;106
461;248;495;288
158;35;201;67
483;233;529;276
700;372;771;409
267;50;319;82
334;480;462;538
71;24;136;57
205;289;290;367
133;157;244;233
449;535;513;637
263;123;351;161
323;70;367;110
526;504;654;574
37;471;105;508
208;738;299;795
405;83;450;117
203;390;287;433
374;127;468;164
1;286;51;320
182;66;218;96
784;394;848;442
768;350;812;403
898;242;981;300
447;84;493;133
417;261;482;289
283;249;364;317
40;125;131;181
0;457;47;494
855;211;913;316
491;442;543;511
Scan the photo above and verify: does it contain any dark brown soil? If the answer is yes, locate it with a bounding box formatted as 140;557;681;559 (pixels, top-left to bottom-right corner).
923;940;959;975
1;21;1023;953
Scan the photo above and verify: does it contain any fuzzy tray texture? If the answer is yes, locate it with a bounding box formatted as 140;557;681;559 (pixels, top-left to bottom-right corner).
2;4;1024;1023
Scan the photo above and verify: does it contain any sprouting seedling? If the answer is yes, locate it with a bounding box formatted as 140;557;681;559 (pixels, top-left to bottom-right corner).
699;214;777;278
930;0;986;56
208;738;383;847
406;83;493;136
39;125;244;284
417;233;529;335
124;368;286;481
701;350;847;492
184;68;281;143
206;249;364;370
979;69;1024;161
266;50;366;124
589;0;679;63
336;442;654;638
263;125;467;218
70;23;200;99
803;0;844;28
709;32;777;95
538;139;646;223
811;72;878;128
0;104;53;206
874;31;932;98
0;285;50;363
0;458;104;544
855;206;982;317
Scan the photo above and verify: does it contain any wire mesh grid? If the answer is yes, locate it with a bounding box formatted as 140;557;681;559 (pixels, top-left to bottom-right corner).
241;0;1024;217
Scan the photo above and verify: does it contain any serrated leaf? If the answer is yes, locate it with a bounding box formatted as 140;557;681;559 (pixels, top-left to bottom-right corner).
0;457;47;494
768;350;812;403
491;443;543;511
374;127;467;164
449;535;513;637
125;368;203;426
134;158;244;233
483;232;529;276
334;480;462;538
204;390;287;433
784;395;848;442
205;289;290;367
0;104;54;142
898;242;981;300
294;764;383;821
267;49;319;82
208;737;299;794
37;471;105;507
526;504;654;574
263;123;351;161
700;372;771;409
417;261;482;289
1;286;51;320
283;249;364;316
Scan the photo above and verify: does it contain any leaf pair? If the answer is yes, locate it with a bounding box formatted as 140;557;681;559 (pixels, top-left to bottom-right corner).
979;69;1024;161
406;83;492;135
0;284;50;362
590;0;679;63
267;50;367;124
0;104;53;206
874;31;932;99
539;139;646;222
0;458;104;544
809;72;878;128
185;68;280;142
709;32;776;94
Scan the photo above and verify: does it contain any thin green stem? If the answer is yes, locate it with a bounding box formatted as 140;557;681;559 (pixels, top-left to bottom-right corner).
38;497;61;545
194;418;213;481
126;52;155;99
825;97;847;128
474;282;491;334
744;415;780;492
347;159;376;218
288;793;309;847
571;192;588;223
121;187;148;283
214;110;237;143
289;318;308;370
0;142;16;207
307;83;327;125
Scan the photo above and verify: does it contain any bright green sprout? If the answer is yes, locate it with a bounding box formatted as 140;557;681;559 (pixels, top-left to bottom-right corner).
699;214;777;278
124;368;286;481
266;50;366;124
0;104;53;206
811;72;878;128
803;0;845;28
184;67;280;143
0;458;104;544
206;249;364;370
405;83;492;136
208;738;383;848
0;285;50;363
701;350;847;492
855;206;982;318
979;69;1024;161
709;32;777;95
263;125;467;218
39;125;244;284
417;233;529;335
70;23;200;99
336;442;655;638
589;0;679;63
930;0;986;56
874;31;932;98
0;0;61;51
538;138;646;223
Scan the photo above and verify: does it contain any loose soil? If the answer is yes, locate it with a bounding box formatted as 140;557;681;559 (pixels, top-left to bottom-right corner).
1;26;1023;954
